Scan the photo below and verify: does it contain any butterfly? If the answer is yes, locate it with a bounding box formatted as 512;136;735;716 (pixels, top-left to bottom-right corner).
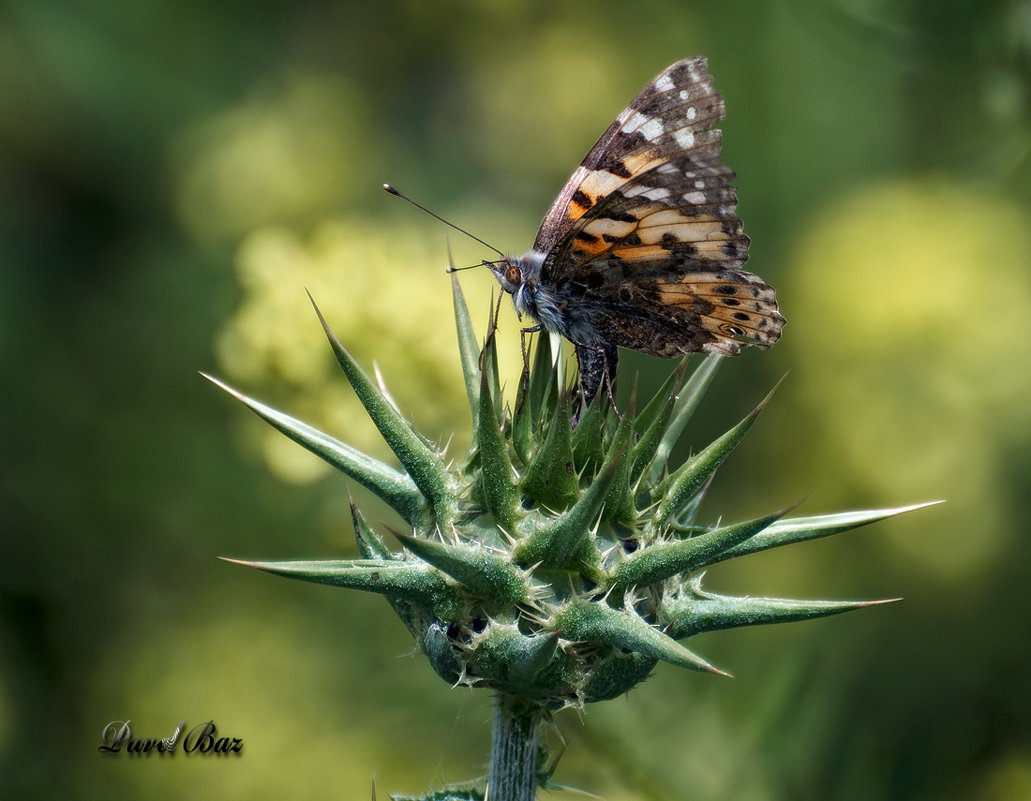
486;57;785;399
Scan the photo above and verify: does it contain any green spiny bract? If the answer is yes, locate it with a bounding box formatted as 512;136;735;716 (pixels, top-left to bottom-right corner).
209;278;931;712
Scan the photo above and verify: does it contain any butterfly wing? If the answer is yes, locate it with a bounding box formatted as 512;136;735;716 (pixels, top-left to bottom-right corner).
533;57;725;254
540;153;784;357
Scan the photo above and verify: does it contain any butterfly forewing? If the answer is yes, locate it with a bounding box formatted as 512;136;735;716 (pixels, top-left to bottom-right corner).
533;57;725;253
545;154;749;282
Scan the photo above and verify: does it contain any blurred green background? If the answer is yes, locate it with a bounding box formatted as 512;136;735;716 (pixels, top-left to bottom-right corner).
3;0;1030;798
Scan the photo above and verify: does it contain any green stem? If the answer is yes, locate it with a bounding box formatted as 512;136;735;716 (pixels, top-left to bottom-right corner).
489;694;543;801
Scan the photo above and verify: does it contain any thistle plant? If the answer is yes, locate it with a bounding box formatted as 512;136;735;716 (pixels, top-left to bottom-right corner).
206;278;930;801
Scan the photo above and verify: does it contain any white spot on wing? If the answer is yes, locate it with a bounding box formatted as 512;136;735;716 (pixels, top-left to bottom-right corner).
673;128;696;149
578;168;632;202
640;187;672;201
622;111;648;132
637;217;725;245
583;216;637;239
641;118;665;142
686;106;697;121
655;74;675;92
623;111;664;142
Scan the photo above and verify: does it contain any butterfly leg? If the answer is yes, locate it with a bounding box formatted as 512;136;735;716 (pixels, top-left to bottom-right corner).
515;324;544;412
519;324;544;371
575;342;618;407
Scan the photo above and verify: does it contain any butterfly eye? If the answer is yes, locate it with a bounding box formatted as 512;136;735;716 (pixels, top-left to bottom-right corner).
505;265;522;286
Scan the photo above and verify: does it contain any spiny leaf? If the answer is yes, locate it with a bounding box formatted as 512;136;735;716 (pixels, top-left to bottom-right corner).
633;357;686;435
600;389;637;524
653;384;775;529
650;353;722;483
521;390;578;509
666;474;713;530
607;506;794;591
512;453;620;571
472;625;561;691
580;651;658;703
451;274;481;439
392;531;527;605
221;557;463;621
552;601;728;676
477;367;518;531
663;581;899;639
350;498;395;560
712;502;943;563
308;294;457;524
350;501;426;637
481;298;503;425
511;362;534;466
504;630;561;688
526;331;554;426
203;374;426;527
630;359;686;486
389;781;486;801
570;387;606;475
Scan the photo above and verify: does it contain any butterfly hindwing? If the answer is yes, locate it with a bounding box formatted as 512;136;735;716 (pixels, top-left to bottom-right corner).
557;268;782;358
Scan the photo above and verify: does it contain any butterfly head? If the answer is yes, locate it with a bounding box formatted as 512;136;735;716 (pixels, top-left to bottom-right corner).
486;258;525;295
485;250;551;321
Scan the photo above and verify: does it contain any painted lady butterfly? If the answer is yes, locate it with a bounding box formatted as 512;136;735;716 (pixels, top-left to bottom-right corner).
488;57;785;399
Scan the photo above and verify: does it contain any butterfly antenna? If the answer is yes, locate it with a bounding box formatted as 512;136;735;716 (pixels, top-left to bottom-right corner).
383;184;505;259
443;236;490;274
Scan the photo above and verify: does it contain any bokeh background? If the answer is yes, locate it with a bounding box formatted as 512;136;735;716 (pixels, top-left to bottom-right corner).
3;1;1030;799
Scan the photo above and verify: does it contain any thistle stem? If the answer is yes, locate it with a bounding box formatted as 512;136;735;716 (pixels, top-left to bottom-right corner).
489;694;543;801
